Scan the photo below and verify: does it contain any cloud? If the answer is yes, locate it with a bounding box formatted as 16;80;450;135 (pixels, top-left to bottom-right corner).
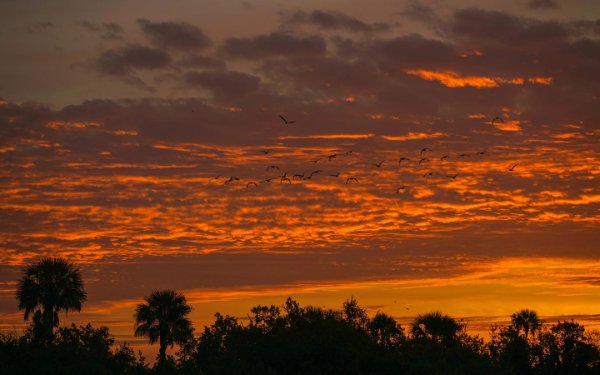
177;54;226;70
288;10;390;33
27;21;54;34
183;70;261;99
221;32;326;59
137;19;212;51
81;21;124;40
527;0;559;10
451;8;568;46
94;44;171;76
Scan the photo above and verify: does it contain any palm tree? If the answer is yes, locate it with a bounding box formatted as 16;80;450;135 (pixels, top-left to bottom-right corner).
411;311;462;347
134;290;193;363
16;257;87;342
511;309;542;340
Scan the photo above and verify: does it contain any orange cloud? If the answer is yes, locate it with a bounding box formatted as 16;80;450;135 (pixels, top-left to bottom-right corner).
381;132;446;141
528;77;553;85
405;69;500;88
405;69;553;89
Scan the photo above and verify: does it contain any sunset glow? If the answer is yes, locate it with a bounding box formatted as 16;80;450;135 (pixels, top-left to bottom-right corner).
1;0;599;365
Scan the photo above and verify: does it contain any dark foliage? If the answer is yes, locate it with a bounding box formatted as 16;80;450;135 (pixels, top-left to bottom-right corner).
0;324;147;375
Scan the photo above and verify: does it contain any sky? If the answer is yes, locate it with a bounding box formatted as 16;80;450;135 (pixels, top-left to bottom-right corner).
1;0;600;357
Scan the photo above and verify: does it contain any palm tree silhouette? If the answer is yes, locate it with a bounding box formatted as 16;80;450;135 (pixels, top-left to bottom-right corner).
510;309;542;340
16;257;87;342
134;290;193;364
411;311;462;347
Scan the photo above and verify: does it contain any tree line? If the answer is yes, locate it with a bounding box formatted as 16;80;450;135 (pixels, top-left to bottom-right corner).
1;257;599;374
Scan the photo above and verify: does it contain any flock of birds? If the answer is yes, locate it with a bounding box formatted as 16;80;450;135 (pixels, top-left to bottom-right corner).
214;115;519;194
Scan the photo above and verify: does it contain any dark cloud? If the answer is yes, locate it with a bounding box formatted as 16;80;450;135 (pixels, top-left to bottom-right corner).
527;0;559;9
137;19;212;51
289;10;390;32
221;32;326;59
177;54;226;70
183;70;261;99
81;21;124;40
27;21;54;34
451;8;568;46
94;44;171;76
371;34;455;70
398;0;438;23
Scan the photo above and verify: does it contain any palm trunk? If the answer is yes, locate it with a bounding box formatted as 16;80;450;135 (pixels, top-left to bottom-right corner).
159;333;167;363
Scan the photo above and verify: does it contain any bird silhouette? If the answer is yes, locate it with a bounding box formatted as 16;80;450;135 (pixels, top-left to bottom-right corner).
263;178;276;183
293;172;306;180
312;157;322;164
246;181;258;188
280;177;292;184
344;150;353;155
420;147;432;157
395;186;408;194
260;150;270;155
440;155;449;161
508;163;518;171
279;115;296;124
310;170;322;177
328;172;340;177
345;177;358;184
398;157;410;166
491;116;504;124
423;172;435;178
458;153;468;158
266;165;280;172
224;176;239;185
477;151;486;156
418;158;429;166
328;154;337;161
446;174;458;179
373;160;384;168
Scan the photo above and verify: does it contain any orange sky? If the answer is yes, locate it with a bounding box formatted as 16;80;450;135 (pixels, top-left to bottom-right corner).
1;0;599;360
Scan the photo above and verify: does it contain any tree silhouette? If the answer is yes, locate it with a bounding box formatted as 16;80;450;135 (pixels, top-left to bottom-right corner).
367;311;405;349
16;257;87;343
510;309;542;340
411;311;462;347
133;290;193;364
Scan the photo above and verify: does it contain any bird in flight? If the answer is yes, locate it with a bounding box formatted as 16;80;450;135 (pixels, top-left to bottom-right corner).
260;150;270;155
420;147;432;157
418;158;429;166
440;155;449;161
458;153;468;158
279;115;296;124
328;154;338;161
328;172;340;177
373;160;384;168
280;177;292;184
246;181;258;188
293;172;306;180
344;150;353;156
312;157;322;164
508;163;518;171
477;151;486;156
398;157;410;166
224;176;239;185
263;178;276;183
395;186;408;194
346;177;358;184
446;174;458;179
423;172;435;178
491;116;504;125
266;165;280;172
